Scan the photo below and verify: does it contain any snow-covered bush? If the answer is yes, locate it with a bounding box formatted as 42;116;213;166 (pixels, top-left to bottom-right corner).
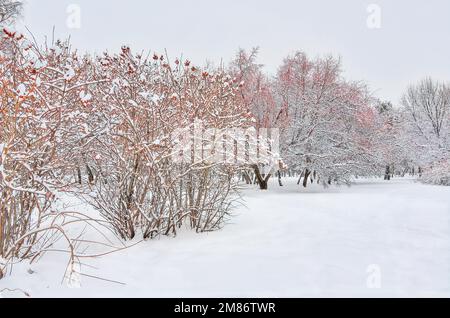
0;30;118;280
421;160;450;186
0;31;58;273
62;49;256;240
0;31;272;249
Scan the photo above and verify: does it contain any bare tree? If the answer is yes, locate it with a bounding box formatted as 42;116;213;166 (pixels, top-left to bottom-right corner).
402;78;450;140
0;0;22;25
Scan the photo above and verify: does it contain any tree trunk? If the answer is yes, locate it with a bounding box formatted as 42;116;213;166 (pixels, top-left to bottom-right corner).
259;179;269;190
297;169;305;185
77;167;82;185
86;164;95;184
384;165;391;181
278;171;283;187
242;171;252;185
303;169;311;188
253;165;271;190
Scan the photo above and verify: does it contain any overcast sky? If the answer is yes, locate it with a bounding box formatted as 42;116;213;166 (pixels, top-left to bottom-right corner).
16;0;450;104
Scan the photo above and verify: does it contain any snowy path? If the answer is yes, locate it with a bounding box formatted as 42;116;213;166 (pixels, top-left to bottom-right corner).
1;178;449;297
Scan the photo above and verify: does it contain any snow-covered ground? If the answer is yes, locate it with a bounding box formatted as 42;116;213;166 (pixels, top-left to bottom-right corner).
1;177;449;298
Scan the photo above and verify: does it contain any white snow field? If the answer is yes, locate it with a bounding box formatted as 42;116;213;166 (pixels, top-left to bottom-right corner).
0;177;449;298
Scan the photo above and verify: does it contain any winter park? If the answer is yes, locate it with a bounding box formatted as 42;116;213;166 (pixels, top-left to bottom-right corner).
0;1;449;299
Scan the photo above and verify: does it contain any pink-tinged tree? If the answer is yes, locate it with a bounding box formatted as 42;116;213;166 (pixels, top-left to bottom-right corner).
230;48;284;189
274;52;377;186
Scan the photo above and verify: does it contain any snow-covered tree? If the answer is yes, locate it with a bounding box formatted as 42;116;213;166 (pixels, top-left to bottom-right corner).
400;78;450;184
229;48;284;189
0;0;22;25
274;52;378;187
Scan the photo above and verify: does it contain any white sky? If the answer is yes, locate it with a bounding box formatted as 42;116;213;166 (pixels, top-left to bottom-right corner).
16;0;450;104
